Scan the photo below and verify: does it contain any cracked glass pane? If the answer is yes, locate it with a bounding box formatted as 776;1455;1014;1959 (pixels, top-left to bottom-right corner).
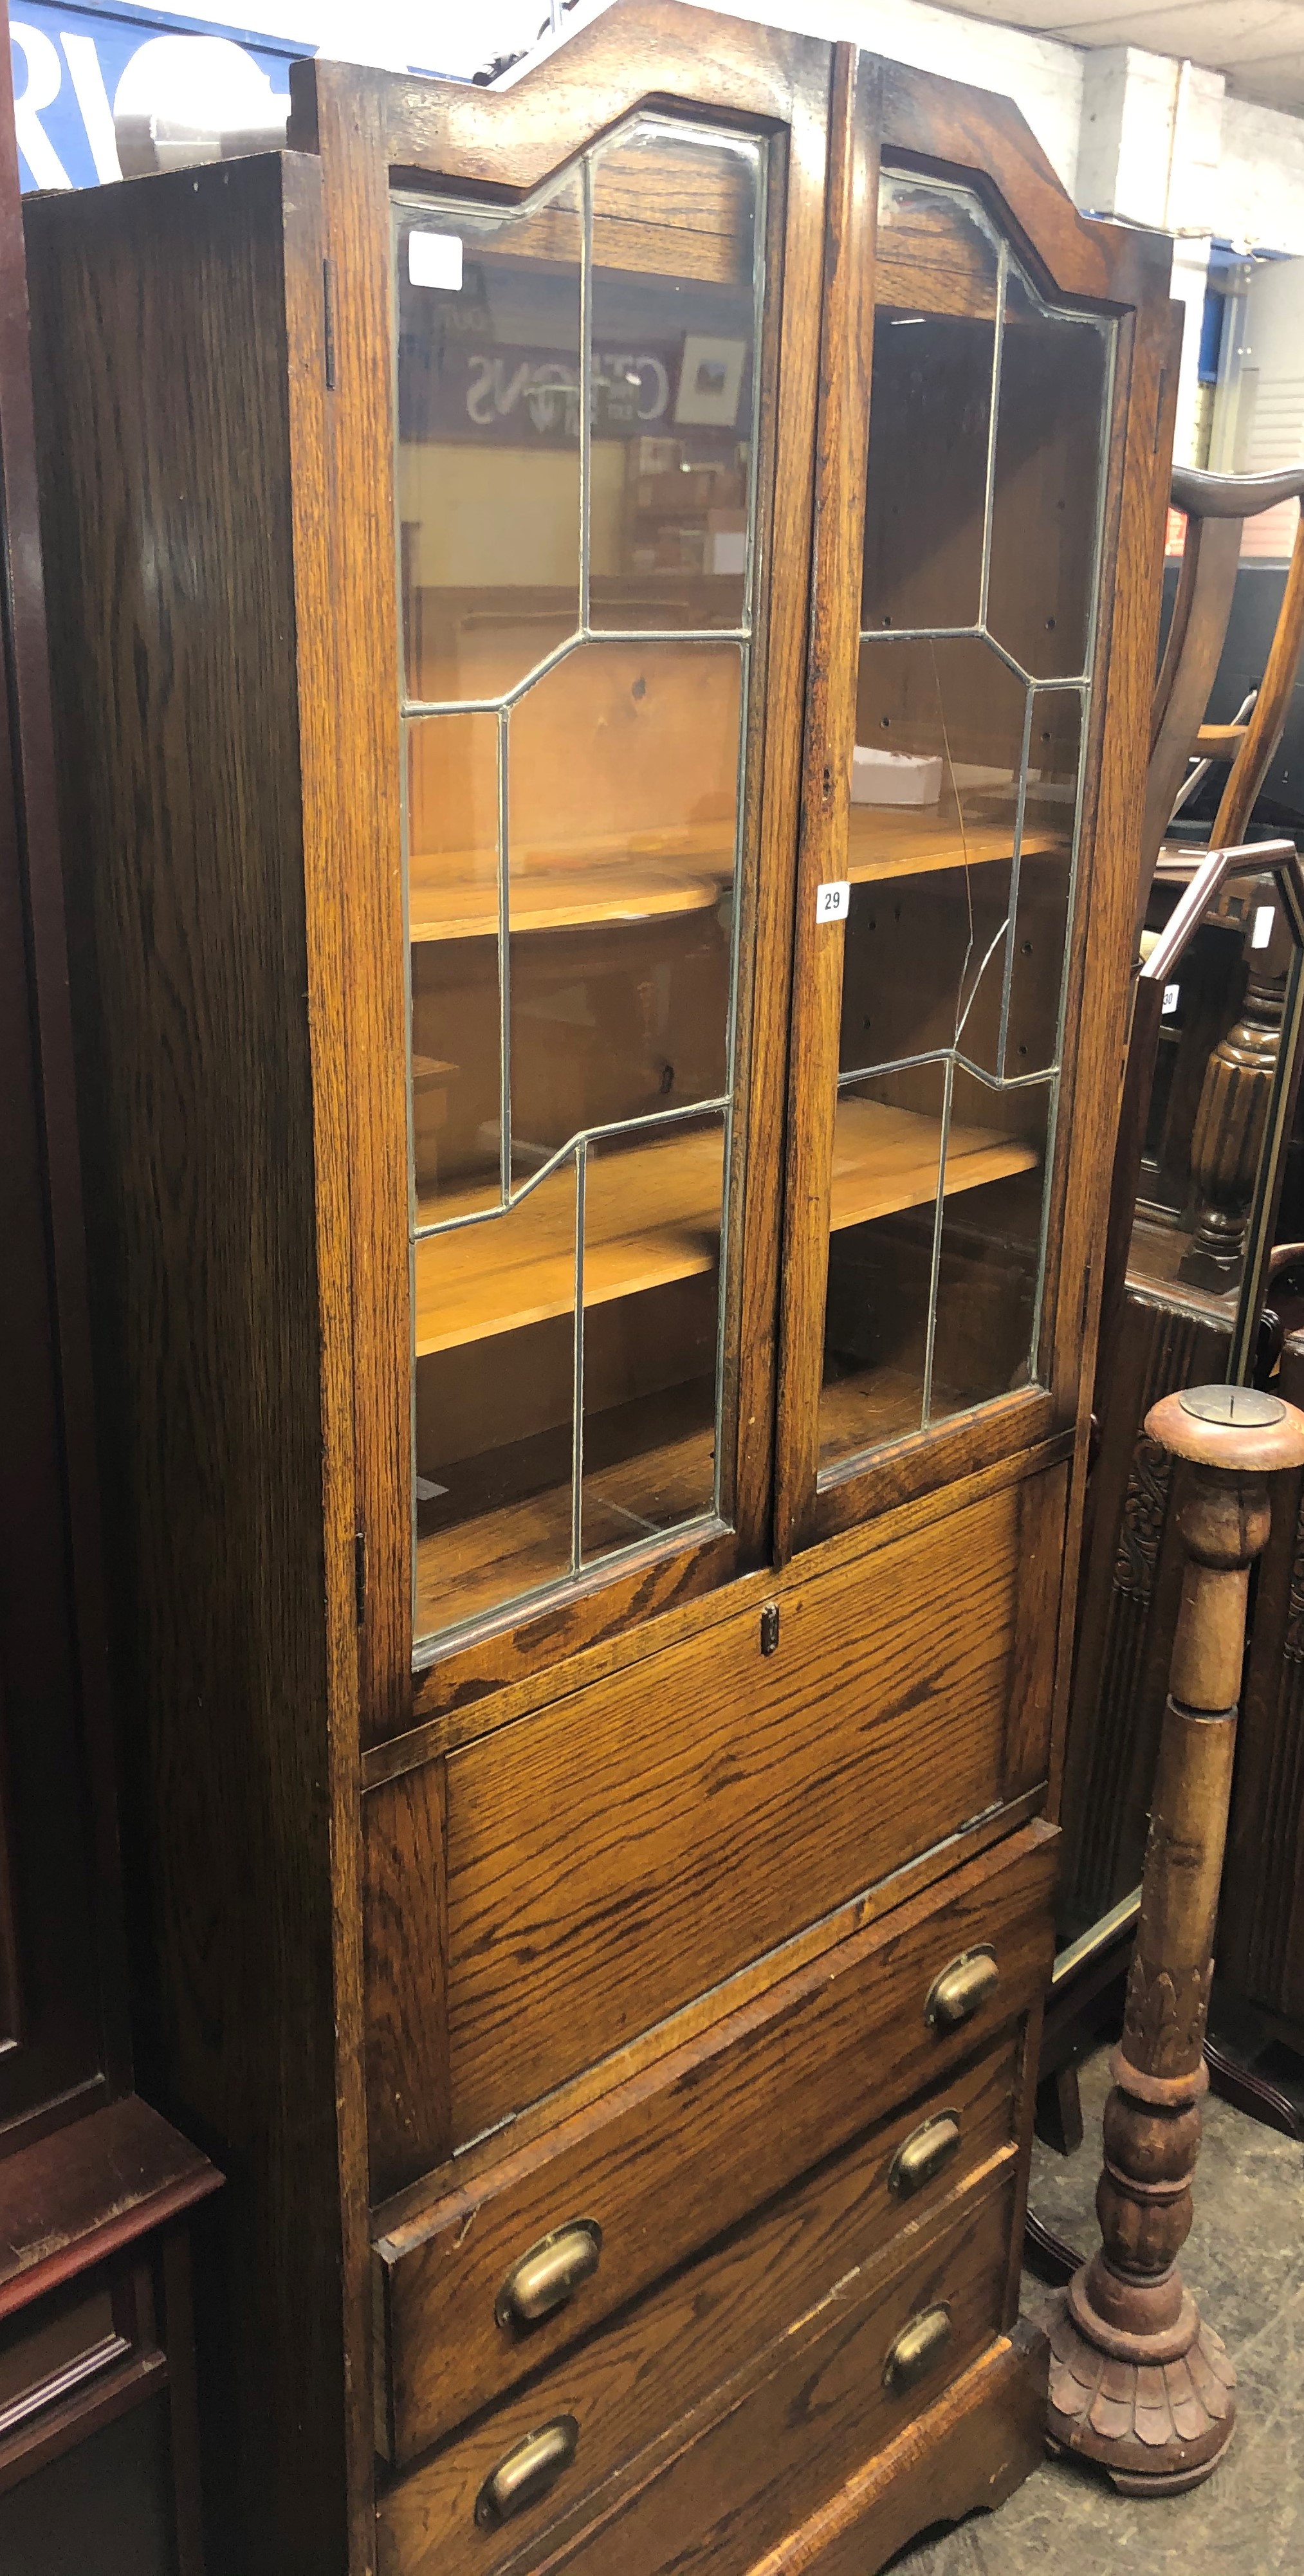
842;636;1028;1080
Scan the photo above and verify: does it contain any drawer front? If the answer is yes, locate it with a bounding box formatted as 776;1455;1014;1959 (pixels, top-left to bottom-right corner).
377;1821;1056;2463
443;1468;1064;2137
376;2165;1016;2576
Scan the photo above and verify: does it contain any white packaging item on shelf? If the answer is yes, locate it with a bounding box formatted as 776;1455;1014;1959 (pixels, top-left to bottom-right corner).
850;744;943;807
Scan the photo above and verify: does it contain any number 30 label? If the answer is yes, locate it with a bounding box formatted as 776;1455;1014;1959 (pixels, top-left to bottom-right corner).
816;881;850;922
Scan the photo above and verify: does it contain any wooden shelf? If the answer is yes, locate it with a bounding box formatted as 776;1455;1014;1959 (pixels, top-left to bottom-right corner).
415;1097;1039;1358
847;805;1067;885
409;823;733;943
416;1388;715;1636
407;810;1069;938
409;857;726;943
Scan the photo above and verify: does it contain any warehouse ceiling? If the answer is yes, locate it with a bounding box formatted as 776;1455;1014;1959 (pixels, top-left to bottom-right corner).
946;1;1304;114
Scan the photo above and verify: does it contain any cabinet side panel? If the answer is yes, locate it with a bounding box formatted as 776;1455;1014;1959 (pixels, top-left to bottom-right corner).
25;161;349;2576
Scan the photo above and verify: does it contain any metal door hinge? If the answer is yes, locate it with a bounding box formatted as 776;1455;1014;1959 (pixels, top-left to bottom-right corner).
323;259;336;389
354;1529;366;1626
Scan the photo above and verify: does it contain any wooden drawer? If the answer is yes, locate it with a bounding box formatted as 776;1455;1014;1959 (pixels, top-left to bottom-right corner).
376;1821;1056;2464
439;1467;1064;2140
376;2157;1016;2576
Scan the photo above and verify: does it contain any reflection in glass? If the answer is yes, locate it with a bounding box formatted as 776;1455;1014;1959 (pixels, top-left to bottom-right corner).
589;125;758;633
398;120;761;1652
861;179;1000;634
987;265;1111;680
395;185;582;706
818;171;1112;1483
1131;869;1299;1329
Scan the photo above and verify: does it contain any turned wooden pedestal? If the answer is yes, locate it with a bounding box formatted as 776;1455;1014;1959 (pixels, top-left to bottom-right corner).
1047;1383;1304;2493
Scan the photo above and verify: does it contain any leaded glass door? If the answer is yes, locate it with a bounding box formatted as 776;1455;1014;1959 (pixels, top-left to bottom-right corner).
392;119;771;1655
778;80;1134;1554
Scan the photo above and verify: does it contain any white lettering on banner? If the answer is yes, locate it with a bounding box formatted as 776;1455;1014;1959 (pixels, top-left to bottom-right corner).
10;24;70;190
60;32;121;181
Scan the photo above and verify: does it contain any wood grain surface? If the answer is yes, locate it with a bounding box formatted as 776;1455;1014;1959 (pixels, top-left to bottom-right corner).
0;13;131;2143
376;2142;1015;2573
379;2026;1021;2464
378;2169;1016;2576
774;44;879;1558
441;1477;1043;2137
26;155;361;2576
0;2099;219;2324
414;1101;1035;1355
746;2317;1047;2575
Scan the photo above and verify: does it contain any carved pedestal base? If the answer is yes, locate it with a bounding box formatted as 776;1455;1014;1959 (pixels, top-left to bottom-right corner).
1044;1389;1304;2498
1046;2269;1235;2493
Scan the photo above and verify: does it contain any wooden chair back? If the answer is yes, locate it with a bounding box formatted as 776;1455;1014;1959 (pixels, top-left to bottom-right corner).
1138;462;1304;944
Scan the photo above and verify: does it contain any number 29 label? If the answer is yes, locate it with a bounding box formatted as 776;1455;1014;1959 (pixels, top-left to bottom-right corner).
816;881;850;923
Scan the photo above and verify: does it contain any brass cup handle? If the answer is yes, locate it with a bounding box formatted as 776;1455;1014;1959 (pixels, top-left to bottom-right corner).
883;2303;953;2395
495;2221;602;2330
888;2111;962;2200
475;2416;580;2528
924;1945;998;2032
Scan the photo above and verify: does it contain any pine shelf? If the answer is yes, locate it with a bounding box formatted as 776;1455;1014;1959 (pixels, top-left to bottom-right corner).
414;1095;1038;1357
406;811;1067;940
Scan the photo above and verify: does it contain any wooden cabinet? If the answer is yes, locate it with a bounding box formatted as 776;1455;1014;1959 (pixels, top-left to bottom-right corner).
23;10;1176;2572
0;18;219;2569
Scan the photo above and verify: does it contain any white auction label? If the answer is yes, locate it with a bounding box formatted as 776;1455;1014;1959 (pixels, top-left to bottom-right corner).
409;231;464;291
816;881;850;922
1162;982;1180;1017
1253;903;1276;949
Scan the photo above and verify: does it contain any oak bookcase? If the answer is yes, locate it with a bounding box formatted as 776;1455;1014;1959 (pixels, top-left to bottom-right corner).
24;10;1177;2570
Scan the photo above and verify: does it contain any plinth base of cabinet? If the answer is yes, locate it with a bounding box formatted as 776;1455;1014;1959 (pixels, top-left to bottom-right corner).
1045;2279;1236;2494
759;2321;1049;2576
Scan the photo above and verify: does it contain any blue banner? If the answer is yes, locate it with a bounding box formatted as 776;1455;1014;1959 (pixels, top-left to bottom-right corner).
8;1;477;192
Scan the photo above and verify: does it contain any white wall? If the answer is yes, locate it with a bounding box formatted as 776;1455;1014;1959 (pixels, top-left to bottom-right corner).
170;0;1304;253
560;0;1304;252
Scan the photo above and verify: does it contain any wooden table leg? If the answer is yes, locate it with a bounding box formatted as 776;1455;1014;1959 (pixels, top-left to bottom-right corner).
1046;1382;1304;2494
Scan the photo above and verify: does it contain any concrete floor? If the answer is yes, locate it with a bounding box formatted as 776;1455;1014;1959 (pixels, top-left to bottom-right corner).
888;2045;1304;2573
